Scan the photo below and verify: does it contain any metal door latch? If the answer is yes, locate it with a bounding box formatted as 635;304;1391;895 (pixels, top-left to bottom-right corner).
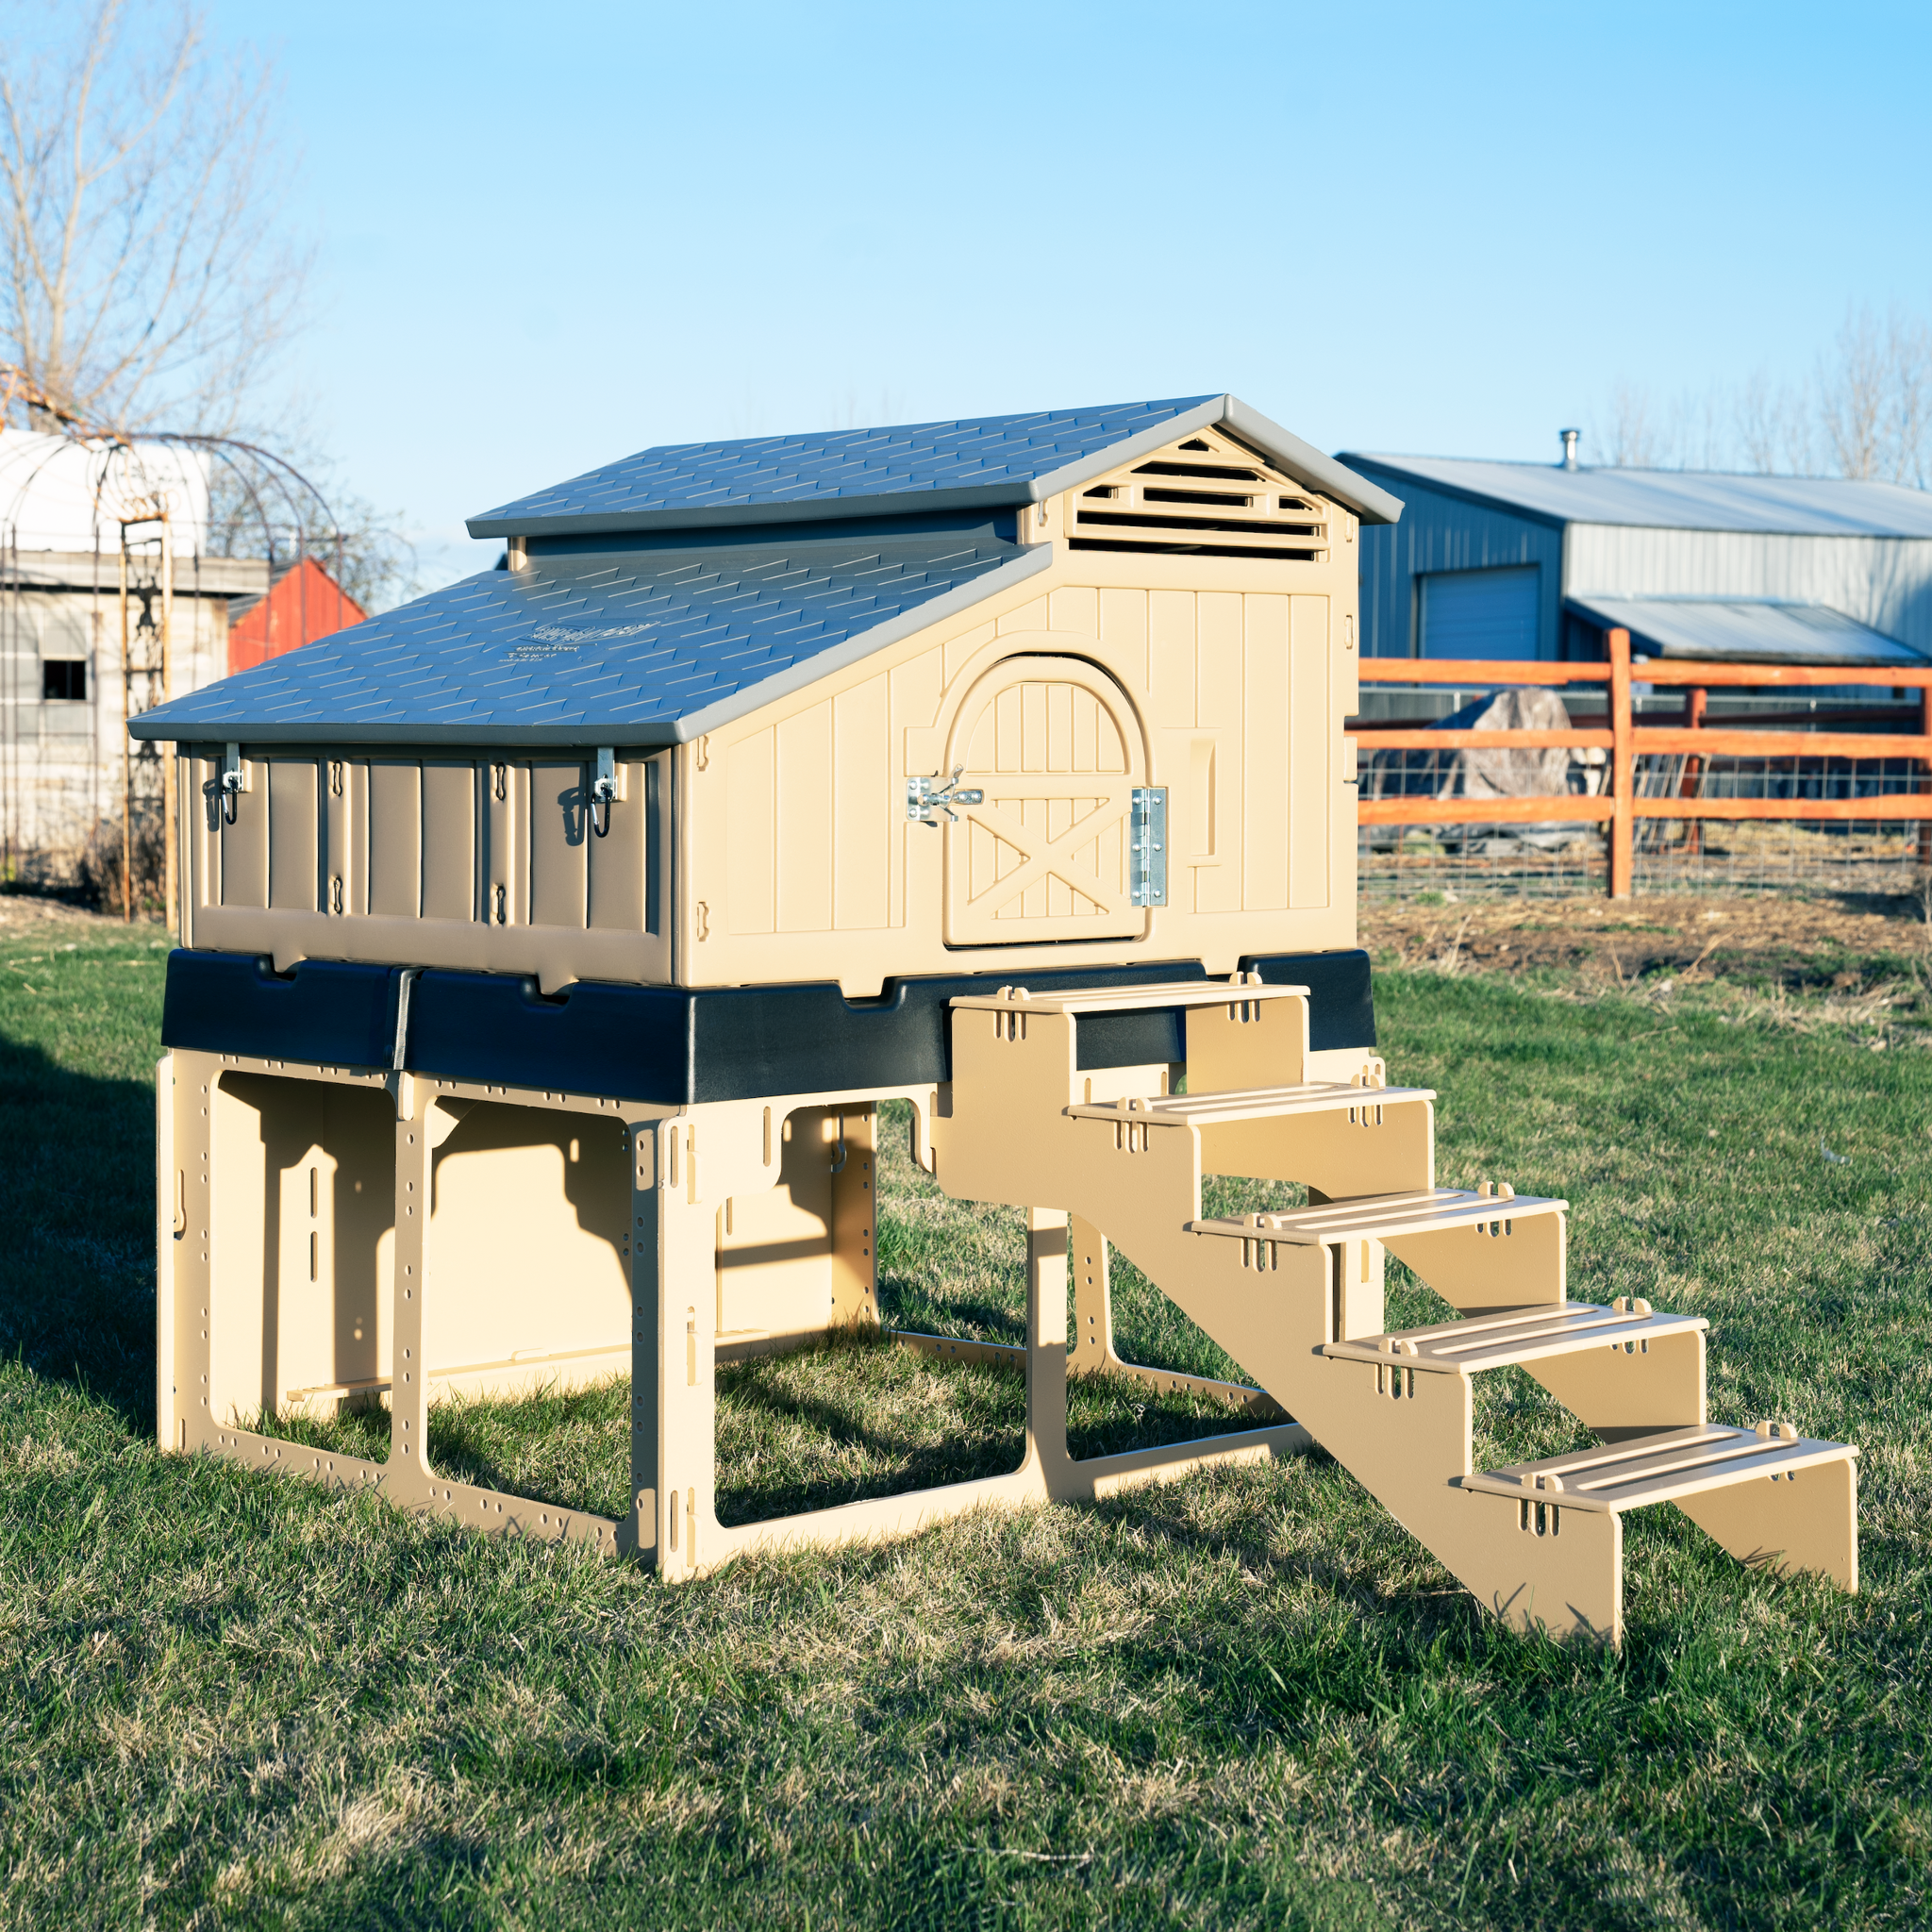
590;746;619;838
906;767;985;825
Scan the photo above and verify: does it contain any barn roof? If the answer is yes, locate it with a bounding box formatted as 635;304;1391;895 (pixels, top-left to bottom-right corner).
469;393;1403;538
1339;453;1932;539
130;518;1036;748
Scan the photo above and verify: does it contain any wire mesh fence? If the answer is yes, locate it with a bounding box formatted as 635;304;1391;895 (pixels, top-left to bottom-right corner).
1358;749;1931;901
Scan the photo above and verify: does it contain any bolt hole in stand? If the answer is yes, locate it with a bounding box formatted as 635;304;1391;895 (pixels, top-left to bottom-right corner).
138;394;1856;1641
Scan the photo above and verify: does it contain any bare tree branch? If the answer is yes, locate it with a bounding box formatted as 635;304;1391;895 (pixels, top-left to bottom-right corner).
0;0;308;436
1589;379;1670;468
1818;304;1890;480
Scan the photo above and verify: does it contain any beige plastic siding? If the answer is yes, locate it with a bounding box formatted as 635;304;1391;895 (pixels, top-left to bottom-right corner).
186;751;673;991
176;429;1360;992
208;1072;397;1423
688;539;1359;995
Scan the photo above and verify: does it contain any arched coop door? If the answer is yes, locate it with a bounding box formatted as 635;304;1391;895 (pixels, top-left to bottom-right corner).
940;656;1152;947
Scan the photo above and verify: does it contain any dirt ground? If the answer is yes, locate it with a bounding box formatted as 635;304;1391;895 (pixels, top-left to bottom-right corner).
1360;888;1932;988
0;894;165;941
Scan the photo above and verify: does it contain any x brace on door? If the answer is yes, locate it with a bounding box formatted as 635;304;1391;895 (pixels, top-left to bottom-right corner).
958;785;1134;918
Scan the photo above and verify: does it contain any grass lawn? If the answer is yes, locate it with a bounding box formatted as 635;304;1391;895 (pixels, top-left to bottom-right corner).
1;910;1928;1929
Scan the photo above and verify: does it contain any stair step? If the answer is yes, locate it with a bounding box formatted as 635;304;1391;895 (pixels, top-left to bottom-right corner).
1457;1422;1857;1513
1324;1298;1705;1374
1070;1079;1434;1128
1188;1185;1566;1247
950;978;1307;1017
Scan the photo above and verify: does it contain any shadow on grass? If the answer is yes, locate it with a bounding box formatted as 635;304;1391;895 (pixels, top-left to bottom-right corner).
874;1284;1025;1344
0;1029;156;1436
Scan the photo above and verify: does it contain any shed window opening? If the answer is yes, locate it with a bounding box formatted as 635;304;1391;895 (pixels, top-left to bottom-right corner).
1070;536;1326;561
1141;487;1256;508
1077;509;1320;538
1134;459;1264;481
42;660;87;701
1069;440;1333;560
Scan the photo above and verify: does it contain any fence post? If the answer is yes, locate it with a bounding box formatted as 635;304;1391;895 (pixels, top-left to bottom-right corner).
1608;627;1634;898
1919;684;1931;874
1680;684;1706;857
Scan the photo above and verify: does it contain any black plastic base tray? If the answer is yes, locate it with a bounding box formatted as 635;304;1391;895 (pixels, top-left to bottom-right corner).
162;948;1375;1107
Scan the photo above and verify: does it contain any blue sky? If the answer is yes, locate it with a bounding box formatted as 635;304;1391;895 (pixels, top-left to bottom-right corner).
212;1;1932;592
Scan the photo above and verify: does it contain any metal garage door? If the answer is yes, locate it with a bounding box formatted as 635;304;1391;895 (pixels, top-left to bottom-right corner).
1420;566;1540;658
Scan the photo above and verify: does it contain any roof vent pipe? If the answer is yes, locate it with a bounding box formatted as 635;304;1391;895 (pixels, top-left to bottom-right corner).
1559;428;1581;471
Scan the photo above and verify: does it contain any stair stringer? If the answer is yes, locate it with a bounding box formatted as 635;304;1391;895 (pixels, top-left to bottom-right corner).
1198;1107;1435;1203
960;1105;1624;1641
1382;1222;1708;1441
1672;1455;1858;1591
934;1003;1623;1638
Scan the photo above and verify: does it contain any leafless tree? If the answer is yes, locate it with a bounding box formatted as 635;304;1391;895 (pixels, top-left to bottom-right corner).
1591;308;1932;483
1591;378;1670;468
1719;308;1932;485
0;0;307;436
1667;385;1726;471
205;441;421;615
1817;305;1893;481
1731;368;1812;475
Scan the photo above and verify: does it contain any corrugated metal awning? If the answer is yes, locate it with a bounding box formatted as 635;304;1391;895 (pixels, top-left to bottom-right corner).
1564;595;1927;667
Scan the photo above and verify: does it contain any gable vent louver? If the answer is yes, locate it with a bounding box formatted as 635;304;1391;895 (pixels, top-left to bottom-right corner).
1067;431;1331;562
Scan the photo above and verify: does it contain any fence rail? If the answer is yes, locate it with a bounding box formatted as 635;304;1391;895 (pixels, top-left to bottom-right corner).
1350;628;1932;897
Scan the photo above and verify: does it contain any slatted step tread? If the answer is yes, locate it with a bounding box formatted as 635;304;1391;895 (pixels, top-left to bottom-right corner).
1324;1299;1705;1374
1457;1423;1857;1514
1188;1185;1566;1247
950;979;1307;1017
1070;1080;1433;1126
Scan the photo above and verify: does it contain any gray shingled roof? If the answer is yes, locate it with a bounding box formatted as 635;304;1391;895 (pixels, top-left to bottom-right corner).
130;524;1040;747
130;394;1404;747
470;394;1403;537
1341;454;1932;539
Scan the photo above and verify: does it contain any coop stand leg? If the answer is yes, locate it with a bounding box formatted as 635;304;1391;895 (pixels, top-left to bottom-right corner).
375;1085;619;1547
1014;1208;1308;1505
626;1118;721;1574
1063;1215;1290;1422
390;1102;432;1481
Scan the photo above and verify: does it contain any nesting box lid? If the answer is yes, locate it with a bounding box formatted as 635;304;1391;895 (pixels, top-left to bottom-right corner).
129;515;1031;747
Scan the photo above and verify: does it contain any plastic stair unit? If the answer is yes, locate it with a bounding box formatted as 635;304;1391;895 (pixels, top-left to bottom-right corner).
932;976;1860;1646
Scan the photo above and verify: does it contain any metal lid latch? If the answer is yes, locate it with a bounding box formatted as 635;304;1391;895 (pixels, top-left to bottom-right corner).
219;742;247;825
590;747;620;838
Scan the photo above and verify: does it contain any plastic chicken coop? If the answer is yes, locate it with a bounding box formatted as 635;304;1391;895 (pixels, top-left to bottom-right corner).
133;394;1857;1641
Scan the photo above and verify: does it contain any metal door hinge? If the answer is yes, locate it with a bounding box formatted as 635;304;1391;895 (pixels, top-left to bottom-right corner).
907;767;984;825
1130;786;1168;907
